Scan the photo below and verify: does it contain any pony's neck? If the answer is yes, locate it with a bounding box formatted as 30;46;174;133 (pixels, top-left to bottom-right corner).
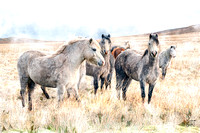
148;55;158;67
62;43;84;70
104;52;110;65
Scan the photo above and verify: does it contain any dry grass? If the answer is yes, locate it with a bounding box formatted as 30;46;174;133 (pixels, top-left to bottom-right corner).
0;33;200;132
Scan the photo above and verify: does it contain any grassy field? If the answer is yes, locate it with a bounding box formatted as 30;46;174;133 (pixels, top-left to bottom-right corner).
0;33;200;132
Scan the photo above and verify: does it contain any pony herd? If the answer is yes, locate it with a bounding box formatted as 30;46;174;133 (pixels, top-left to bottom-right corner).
17;33;176;111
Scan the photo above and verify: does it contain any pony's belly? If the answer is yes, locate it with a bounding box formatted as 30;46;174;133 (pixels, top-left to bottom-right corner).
33;77;57;88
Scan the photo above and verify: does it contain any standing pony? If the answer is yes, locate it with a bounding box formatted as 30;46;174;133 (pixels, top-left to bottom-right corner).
86;34;112;94
159;45;176;79
115;33;160;103
17;38;105;110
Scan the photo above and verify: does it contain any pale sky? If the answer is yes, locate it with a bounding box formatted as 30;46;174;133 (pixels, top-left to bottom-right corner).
0;0;200;40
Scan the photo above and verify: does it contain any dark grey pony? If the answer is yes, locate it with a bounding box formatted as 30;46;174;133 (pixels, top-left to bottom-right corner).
17;38;105;110
159;45;176;79
86;34;112;94
115;33;160;103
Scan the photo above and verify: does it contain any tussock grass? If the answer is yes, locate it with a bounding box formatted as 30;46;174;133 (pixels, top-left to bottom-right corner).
0;33;200;132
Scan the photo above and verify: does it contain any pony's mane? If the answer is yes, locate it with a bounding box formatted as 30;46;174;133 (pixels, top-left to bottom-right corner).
68;39;85;45
52;39;86;56
141;49;148;59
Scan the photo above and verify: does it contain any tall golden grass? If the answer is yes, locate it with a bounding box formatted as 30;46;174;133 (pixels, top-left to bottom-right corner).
0;33;200;132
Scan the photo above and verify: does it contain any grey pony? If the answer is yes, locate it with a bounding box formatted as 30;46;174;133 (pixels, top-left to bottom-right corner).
86;34;112;94
159;45;176;79
17;38;105;110
115;33;160;104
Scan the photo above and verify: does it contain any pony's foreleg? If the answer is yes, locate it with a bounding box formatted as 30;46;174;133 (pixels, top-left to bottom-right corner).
67;89;71;98
148;83;155;104
74;87;80;102
41;86;50;99
77;77;82;90
140;80;146;103
19;76;29;108
100;77;105;90
162;67;167;80
108;70;114;89
94;76;99;95
57;85;65;102
78;61;86;90
77;71;85;90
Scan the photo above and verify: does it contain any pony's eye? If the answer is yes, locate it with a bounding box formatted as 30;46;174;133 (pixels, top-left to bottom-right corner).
92;48;96;52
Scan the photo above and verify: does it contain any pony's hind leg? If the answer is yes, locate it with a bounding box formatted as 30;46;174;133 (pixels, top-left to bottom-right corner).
41;86;50;99
19;76;29;108
115;67;127;100
106;72;113;89
28;78;35;111
122;78;132;100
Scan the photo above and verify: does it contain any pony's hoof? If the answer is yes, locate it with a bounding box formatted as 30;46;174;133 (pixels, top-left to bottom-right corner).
161;76;165;80
142;98;145;103
76;98;81;102
28;107;32;111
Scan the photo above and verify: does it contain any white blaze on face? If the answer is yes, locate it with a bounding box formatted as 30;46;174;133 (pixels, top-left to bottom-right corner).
104;39;110;52
148;39;159;57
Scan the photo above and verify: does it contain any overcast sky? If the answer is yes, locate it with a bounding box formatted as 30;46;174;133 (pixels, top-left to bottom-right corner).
0;0;200;41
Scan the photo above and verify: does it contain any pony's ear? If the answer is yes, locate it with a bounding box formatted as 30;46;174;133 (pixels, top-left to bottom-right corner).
102;34;105;38
149;33;158;39
171;45;176;49
149;34;152;39
108;34;111;38
89;38;93;44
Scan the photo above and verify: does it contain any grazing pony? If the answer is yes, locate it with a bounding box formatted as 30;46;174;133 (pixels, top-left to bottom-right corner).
111;41;130;59
17;38;105;110
86;34;112;94
115;33;160;103
159;45;176;79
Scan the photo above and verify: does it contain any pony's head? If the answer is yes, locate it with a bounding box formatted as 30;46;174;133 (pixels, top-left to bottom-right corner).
169;45;176;58
148;33;159;58
99;34;112;55
125;41;131;49
84;38;105;66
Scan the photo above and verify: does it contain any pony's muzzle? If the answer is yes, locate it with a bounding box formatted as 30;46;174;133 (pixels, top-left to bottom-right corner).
104;50;108;55
98;60;105;66
151;51;157;57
